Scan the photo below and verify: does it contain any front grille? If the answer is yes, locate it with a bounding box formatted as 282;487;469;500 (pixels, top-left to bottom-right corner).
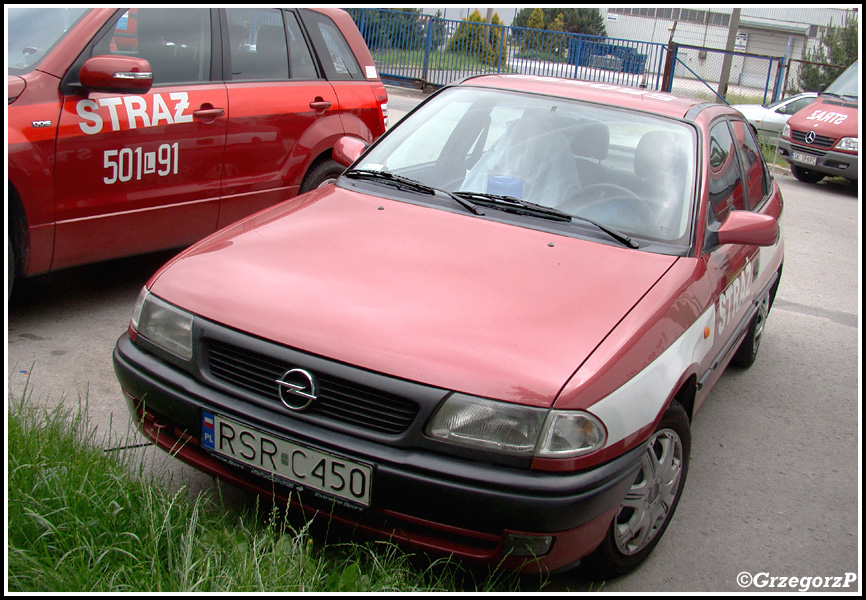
789;143;827;158
206;340;419;434
791;129;837;149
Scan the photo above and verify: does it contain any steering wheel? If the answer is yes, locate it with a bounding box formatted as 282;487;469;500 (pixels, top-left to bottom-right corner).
559;183;658;234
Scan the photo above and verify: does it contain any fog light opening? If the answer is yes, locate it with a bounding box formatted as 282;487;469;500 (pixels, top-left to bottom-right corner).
503;533;554;557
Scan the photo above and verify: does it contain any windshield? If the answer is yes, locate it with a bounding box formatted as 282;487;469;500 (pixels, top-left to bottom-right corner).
8;7;89;73
355;86;697;246
823;60;858;100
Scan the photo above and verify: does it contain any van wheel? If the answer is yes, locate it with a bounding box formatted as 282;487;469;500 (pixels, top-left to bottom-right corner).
584;401;690;578
790;164;824;184
300;158;344;193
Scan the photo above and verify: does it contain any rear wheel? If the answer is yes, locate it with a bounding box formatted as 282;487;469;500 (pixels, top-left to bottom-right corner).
790;164;825;184
585;401;690;578
299;158;344;193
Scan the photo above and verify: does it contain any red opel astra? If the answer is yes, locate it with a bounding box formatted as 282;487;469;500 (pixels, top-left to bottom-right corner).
114;74;783;575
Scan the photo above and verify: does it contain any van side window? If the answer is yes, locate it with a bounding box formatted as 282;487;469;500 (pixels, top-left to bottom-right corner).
94;8;212;85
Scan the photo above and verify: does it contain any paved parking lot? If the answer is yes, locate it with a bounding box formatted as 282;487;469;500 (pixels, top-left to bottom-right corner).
6;86;860;592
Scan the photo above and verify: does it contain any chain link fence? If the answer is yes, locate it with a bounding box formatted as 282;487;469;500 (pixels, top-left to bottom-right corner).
665;43;784;104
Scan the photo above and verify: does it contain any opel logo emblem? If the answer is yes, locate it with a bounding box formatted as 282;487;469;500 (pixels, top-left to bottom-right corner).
276;368;318;411
804;130;816;144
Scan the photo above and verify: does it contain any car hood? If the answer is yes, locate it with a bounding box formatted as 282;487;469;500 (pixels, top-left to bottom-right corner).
150;187;678;408
787;96;858;133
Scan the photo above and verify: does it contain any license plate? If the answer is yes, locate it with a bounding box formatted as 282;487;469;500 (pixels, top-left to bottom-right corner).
201;411;372;507
792;151;817;166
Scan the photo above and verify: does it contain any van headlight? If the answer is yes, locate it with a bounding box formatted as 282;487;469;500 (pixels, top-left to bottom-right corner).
131;287;194;361
781;123;791;139
426;394;606;458
834;137;858;153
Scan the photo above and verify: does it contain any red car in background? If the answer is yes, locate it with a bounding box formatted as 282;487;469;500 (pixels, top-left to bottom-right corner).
114;75;784;576
8;7;387;293
777;60;858;184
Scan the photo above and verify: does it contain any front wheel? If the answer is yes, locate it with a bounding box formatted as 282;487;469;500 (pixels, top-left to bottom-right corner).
8;238;14;299
585;401;691;578
731;293;769;368
790;164;825;184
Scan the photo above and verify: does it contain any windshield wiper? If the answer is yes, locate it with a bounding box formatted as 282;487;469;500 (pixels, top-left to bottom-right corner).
453;191;572;221
453;191;638;248
570;214;639;249
343;169;436;195
822;91;858;102
343;169;485;215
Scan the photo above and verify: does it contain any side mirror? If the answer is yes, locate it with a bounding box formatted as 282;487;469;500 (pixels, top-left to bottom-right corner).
717;211;779;247
333;135;368;168
79;55;153;94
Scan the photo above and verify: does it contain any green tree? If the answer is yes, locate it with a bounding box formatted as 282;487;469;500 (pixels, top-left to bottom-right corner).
798;16;858;92
527;7;545;31
348;8;425;51
447;9;503;67
515;8;606;37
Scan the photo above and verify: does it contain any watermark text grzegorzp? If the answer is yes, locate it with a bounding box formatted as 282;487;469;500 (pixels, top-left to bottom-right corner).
737;571;858;592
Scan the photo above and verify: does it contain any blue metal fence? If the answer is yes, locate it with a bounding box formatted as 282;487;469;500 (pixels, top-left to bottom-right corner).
347;8;668;90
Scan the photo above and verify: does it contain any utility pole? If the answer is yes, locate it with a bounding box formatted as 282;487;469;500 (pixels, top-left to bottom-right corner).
717;8;741;101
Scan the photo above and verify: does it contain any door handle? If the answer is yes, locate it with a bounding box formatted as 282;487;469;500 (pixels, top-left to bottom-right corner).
193;106;225;124
309;97;332;112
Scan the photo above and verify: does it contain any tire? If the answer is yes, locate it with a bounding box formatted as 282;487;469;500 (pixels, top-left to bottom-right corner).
731;292;769;368
299;158;344;194
585;401;691;578
790;164;825;184
8;238;14;299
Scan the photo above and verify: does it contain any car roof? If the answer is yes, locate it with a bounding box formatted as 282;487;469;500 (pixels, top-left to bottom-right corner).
458;74;716;121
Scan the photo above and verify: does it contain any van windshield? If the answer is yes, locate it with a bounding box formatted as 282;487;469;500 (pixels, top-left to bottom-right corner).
823;61;858;101
8;7;89;73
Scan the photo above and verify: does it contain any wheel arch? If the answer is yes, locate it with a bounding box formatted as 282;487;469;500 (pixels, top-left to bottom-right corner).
8;182;29;278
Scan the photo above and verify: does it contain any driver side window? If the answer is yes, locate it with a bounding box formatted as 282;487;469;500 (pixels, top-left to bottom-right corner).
94;8;212;85
707;120;745;223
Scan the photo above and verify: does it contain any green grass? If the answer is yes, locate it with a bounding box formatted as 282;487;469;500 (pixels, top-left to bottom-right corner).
372;48;510;72
7;385;539;592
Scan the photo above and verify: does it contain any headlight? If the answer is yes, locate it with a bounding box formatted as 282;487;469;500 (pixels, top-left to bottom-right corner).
131;287;194;361
536;411;606;458
782;123;791;138
426;394;606;458
834;137;858;153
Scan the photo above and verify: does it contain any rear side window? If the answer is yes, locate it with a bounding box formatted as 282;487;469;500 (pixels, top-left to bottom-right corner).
93;8;212;85
301;10;364;80
226;8;319;81
227;8;288;81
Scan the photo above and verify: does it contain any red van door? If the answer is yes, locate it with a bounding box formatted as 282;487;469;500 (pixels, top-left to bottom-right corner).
53;8;227;270
218;8;341;227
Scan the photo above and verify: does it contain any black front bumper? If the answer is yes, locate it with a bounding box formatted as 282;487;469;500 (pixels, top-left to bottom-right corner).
113;331;643;539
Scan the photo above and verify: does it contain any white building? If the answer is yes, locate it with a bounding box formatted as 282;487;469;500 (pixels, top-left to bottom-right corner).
602;7;857;60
